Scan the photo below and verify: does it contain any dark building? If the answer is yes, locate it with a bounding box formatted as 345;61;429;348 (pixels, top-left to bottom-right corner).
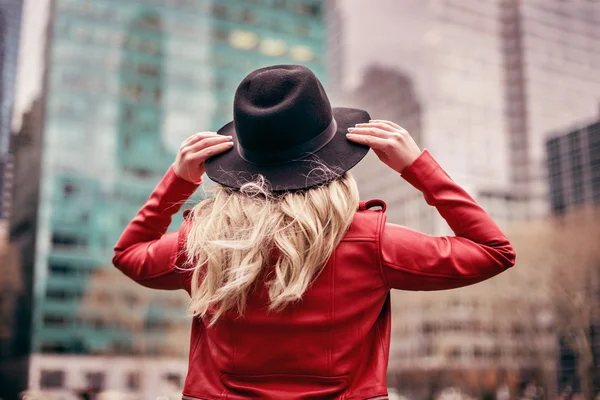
0;97;45;399
346;65;429;230
546;117;600;393
546;120;600;214
0;0;24;226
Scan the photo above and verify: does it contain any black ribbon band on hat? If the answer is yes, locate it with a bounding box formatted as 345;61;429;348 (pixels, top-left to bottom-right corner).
237;118;338;166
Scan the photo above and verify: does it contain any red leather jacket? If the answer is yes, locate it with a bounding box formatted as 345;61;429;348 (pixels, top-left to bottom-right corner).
113;150;516;399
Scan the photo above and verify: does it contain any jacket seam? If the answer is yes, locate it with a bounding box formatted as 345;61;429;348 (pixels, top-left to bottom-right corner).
375;211;391;291
329;249;335;375
381;259;486;280
341;237;377;242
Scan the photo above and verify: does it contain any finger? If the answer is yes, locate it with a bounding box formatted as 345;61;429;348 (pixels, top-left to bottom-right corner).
184;135;232;153
355;122;399;134
346;132;391;150
191;141;235;160
369;120;404;131
181;131;219;147
347;126;392;139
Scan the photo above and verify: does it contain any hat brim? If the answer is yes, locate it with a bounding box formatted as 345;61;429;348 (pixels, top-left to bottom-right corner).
205;107;371;191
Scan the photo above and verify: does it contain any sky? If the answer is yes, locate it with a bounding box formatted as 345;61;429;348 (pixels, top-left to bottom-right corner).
338;0;430;88
11;0;431;129
12;0;49;130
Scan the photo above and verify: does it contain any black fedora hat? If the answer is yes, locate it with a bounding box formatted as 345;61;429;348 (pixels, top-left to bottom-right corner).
205;65;371;191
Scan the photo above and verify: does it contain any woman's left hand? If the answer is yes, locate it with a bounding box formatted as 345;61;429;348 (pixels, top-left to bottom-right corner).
173;132;233;183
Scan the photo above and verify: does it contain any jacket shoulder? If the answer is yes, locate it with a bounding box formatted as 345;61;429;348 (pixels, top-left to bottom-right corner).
344;199;387;241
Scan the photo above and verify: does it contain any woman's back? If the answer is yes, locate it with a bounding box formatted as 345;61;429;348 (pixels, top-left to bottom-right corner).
184;206;387;398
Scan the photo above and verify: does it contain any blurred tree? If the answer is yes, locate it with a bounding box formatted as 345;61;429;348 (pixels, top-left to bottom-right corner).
509;206;600;400
0;236;22;340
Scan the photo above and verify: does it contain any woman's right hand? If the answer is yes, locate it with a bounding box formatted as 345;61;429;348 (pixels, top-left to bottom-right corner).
346;120;422;174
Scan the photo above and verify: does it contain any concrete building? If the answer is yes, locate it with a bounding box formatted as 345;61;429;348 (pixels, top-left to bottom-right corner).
327;0;600;395
345;0;600;231
6;0;328;398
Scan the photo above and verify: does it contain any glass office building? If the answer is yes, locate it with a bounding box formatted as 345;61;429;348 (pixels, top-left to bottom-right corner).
8;0;326;396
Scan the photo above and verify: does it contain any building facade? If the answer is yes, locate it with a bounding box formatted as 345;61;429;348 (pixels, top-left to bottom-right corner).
546;119;600;215
6;0;326;398
347;0;600;229
0;0;23;232
331;0;600;395
546;118;600;392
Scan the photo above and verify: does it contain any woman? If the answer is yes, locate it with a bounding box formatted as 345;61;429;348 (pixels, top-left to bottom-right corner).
113;65;516;399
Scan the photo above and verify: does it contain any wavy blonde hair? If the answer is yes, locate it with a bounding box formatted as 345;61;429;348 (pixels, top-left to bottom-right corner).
184;173;360;325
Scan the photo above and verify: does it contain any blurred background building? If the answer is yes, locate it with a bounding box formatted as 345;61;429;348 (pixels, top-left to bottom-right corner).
334;0;600;397
1;0;599;399
546;119;600;215
546;117;600;392
346;0;600;232
2;0;327;398
0;0;23;238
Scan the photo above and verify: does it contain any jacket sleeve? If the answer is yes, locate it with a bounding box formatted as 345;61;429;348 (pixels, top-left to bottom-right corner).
112;165;200;291
380;150;516;291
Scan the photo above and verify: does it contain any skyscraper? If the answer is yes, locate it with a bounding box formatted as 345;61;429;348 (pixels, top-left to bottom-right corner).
342;0;600;232
344;65;430;230
0;0;24;232
546;118;600;215
328;0;600;394
497;0;600;220
7;0;327;397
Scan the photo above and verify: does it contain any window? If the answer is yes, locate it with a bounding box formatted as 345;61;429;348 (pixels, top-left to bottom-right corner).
127;371;141;390
229;30;259;50
240;9;257;24
491;346;501;361
297;2;321;17
40;370;65;389
51;232;87;247
145;319;169;331
449;348;461;360
163;373;182;387
211;4;228;18
131;168;153;179
46;289;68;300
49;263;77;276
43;314;69;327
134;14;162;31
63;182;77;197
137;64;160;77
134;85;143;100
212;28;228;42
260;38;287;56
290;45;315;62
85;372;106;391
40;342;69;353
295;23;309;36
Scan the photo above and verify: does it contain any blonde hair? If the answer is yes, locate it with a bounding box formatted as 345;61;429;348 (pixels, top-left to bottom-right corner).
184;173;360;325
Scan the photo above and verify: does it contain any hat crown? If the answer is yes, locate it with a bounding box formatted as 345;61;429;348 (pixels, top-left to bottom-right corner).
233;65;333;155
